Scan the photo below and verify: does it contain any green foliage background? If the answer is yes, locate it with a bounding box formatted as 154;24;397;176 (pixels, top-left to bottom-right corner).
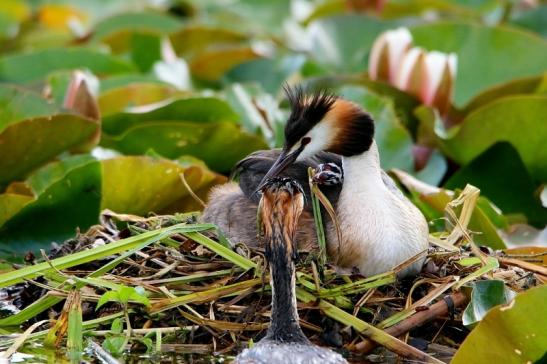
0;0;545;255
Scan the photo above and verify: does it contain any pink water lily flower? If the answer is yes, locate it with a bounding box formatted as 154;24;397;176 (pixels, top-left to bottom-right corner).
369;28;457;115
396;49;457;115
368;27;412;84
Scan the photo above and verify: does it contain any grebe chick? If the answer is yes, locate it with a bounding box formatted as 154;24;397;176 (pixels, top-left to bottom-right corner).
203;87;429;278
234;178;347;364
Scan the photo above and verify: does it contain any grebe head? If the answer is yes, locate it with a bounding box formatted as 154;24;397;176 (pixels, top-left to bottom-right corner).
257;86;374;191
259;177;305;262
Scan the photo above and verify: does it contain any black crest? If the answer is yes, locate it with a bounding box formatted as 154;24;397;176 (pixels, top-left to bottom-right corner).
283;85;337;147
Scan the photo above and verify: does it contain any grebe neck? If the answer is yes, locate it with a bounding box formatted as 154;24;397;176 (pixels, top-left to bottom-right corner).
341;140;383;189
265;233;308;343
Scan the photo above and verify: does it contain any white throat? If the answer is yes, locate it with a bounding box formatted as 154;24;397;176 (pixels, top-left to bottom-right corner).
341;140;383;188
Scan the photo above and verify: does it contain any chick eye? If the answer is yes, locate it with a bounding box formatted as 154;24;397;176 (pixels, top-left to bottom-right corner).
301;137;311;145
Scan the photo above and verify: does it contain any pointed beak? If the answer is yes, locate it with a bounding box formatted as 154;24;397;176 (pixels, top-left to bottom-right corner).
255;145;304;195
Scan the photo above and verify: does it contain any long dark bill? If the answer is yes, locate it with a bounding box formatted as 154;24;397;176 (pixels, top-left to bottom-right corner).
254;145;304;195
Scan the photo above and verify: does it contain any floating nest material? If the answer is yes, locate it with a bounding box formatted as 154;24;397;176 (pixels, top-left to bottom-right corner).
0;205;545;363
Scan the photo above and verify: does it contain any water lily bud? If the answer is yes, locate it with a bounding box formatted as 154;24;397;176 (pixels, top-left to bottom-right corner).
394;47;426;95
395;48;457;115
64;70;99;120
422;51;457;107
369;27;412;83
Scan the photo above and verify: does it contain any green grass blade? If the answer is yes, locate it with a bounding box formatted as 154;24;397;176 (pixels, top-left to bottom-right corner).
318;271;396;298
67;290;83;363
0;295;63;327
182;232;256;271
308;168;327;268
0;223;214;288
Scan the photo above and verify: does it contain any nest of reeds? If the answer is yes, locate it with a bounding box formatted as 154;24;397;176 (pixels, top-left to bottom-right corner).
0;195;545;363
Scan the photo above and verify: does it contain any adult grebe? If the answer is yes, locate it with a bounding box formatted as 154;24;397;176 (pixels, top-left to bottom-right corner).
234;177;347;364
203;87;428;277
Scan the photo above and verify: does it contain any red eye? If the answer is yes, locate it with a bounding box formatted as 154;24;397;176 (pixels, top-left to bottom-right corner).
301;137;311;145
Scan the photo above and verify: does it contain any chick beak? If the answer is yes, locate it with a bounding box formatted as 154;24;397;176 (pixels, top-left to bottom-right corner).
255;145;304;195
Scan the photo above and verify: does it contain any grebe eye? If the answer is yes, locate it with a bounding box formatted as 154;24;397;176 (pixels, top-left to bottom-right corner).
301;137;311;145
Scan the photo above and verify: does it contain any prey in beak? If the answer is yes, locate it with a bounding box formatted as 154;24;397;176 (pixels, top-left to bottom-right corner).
254;138;310;196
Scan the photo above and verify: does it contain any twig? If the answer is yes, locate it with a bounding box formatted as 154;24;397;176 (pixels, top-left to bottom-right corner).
498;257;547;277
180;173;206;208
351;291;468;354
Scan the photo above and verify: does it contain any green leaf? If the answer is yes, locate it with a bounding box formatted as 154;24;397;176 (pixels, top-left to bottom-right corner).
169;26;248;57
381;0;498;19
130;33;162;73
0;193;33;226
190;46;260;81
453;285;547;364
0;85;57;129
410;22;547;107
462;280;516;329
0;48;135;83
92;11;183;52
97;286;150;309
101;156;225;216
102;97;239;135
307;15;394;73
463;75;545;114
98;82;178;117
101;98;267;172
441;95;547;182
96;290;119;309
0;114;99;187
224;55;306;94
445;142;547;227
0;156;101;255
110;318;123;334
102;334;126;356
510;5;547;38
118;286;150;306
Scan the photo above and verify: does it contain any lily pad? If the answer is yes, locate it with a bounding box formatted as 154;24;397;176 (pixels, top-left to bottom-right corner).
169;26;248;57
92;12;183;52
0;111;99;187
0;193;33;226
189;47;260;81
510;5;547;38
445;142;547;227
453;285;547;364
0;48;135;83
98;82;179;116
0;156;102;255
0;84;57;128
463;280;517;329
101;97;267;172
101;122;267;173
101;156;226;215
224;55;307;94
101;97;239;135
462;75;545;114
410;22;547;107
441;95;547;182
307;14;394;73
